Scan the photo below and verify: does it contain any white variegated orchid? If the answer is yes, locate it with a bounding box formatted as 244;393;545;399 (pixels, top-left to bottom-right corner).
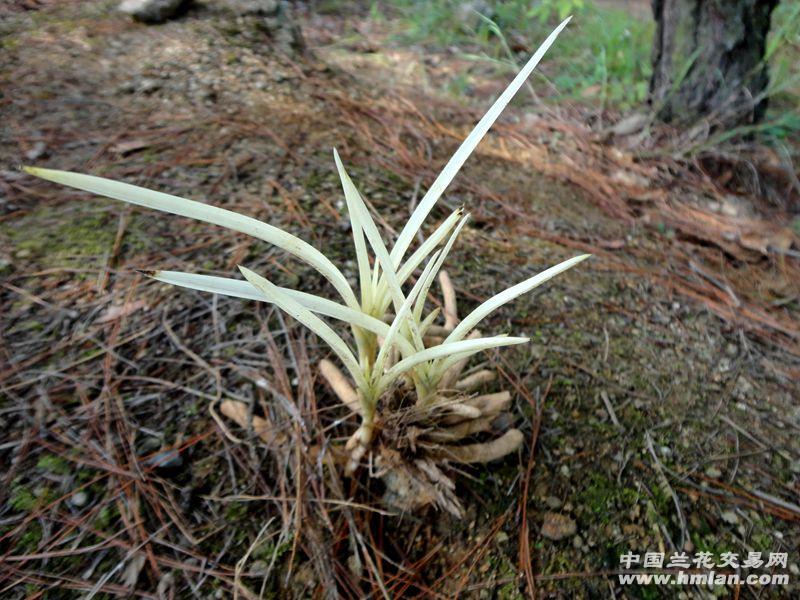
24;18;589;499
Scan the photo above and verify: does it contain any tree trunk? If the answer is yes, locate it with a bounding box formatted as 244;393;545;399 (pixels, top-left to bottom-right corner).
650;0;778;127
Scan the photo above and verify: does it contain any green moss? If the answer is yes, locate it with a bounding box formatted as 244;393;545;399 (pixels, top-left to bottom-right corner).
94;505;118;531
3;207;115;267
37;454;71;476
579;472;638;523
253;533;293;562
9;485;37;511
1;203;165;271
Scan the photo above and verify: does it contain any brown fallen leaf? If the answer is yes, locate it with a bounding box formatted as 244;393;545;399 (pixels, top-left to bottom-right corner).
541;511;577;541
96;299;147;323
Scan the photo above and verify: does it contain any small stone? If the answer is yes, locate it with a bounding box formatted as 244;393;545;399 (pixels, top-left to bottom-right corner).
249;560;268;576
559;465;570;477
138;78;162;94
69;491;89;508
494;531;509;544
25;141;47;161
119;0;189;23
733;376;754;399
545;496;562;509
541;512;577;541
572;535;583;549
705;466;722;479
720;510;739;525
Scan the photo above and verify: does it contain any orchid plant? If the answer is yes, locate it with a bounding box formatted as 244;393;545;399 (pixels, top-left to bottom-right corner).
24;17;588;512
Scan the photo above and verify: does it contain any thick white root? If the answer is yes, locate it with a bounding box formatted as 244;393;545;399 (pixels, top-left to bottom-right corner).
454;369;496;392
319;359;361;415
438;271;459;330
442;391;511;425
431;429;524;464
423;415;496;443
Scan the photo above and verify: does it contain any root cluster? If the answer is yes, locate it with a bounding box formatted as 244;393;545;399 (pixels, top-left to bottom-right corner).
221;272;524;517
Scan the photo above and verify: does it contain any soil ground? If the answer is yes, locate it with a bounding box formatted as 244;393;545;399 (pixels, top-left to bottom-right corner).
1;1;798;598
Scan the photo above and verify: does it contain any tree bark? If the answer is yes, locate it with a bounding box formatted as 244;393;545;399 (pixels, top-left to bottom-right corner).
650;0;779;127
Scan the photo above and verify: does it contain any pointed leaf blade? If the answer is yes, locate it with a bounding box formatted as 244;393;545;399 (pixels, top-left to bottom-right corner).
23;166;358;308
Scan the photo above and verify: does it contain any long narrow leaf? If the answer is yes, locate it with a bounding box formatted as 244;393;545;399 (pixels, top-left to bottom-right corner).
239;266;367;390
332;150;372;307
382;335;528;386
374;250;440;377
445;254;591;344
390;17;571;264
412;213;469;323
397;207;463;283
148;270;397;340
332;151;406;313
23;166;359;309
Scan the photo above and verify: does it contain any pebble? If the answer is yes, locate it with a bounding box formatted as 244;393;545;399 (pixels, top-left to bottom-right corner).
69;490;89;508
704;466;722;479
545;496;562;509
118;0;188;23
720;510;739;525
25;141;47;161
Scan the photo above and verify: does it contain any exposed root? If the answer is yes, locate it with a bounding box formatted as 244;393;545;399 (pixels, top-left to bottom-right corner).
440;402;482;420
319;359;361;415
439;330;482;390
454;369;496;392
221;274;527;517
429;429;524;464
438;271;458;330
422;415;495;443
